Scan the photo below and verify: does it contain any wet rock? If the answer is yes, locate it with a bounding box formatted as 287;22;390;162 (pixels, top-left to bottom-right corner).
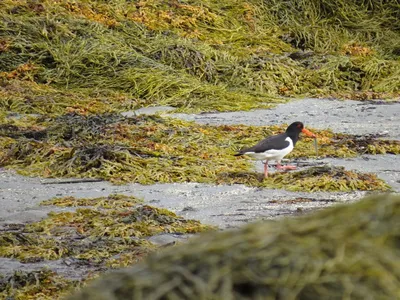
146;233;191;246
288;50;314;60
173;98;400;140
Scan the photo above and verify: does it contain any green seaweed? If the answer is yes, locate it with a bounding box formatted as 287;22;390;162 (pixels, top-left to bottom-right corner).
0;0;398;117
217;166;390;192
40;194;142;209
1;1;399;298
0;194;213;299
0;194;210;263
0;115;397;191
0;269;78;300
69;193;400;300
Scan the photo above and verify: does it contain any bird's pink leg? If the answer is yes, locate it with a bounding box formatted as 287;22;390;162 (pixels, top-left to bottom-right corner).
263;161;268;178
276;161;296;170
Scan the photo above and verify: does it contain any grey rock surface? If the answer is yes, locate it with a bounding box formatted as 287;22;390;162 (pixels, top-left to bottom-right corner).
0;167;382;230
173;98;400;139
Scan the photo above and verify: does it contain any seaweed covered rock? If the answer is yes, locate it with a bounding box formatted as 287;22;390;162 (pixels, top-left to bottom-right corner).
70;193;400;300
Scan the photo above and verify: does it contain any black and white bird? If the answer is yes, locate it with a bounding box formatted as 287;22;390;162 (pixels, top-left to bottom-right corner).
234;121;316;177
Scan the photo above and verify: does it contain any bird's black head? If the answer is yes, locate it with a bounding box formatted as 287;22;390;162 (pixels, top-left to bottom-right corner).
285;121;316;145
286;121;305;133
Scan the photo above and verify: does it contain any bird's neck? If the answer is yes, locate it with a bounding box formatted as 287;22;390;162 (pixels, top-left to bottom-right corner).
286;132;300;146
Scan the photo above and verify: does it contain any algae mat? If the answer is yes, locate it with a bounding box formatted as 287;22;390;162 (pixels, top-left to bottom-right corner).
0;113;397;192
0;194;213;299
1;0;399;116
70;193;400;300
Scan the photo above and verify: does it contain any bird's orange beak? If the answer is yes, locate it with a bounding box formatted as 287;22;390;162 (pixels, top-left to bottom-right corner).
301;128;316;138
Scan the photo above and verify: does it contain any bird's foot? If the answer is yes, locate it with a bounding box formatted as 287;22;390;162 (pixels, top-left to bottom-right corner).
276;165;297;170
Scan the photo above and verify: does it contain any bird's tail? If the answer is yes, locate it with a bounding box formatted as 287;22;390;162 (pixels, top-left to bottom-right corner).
234;148;248;156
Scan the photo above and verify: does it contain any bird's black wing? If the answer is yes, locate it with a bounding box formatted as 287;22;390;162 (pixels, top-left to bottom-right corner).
236;133;290;155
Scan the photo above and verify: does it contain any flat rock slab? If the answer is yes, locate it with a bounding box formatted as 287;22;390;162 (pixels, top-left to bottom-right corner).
173;98;400;139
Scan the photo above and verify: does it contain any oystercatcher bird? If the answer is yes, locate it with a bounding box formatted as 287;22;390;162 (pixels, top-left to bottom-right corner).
234;122;316;177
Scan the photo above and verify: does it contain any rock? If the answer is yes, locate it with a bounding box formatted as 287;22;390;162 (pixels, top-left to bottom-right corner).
146;233;192;246
69;193;400;300
288;50;314;60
